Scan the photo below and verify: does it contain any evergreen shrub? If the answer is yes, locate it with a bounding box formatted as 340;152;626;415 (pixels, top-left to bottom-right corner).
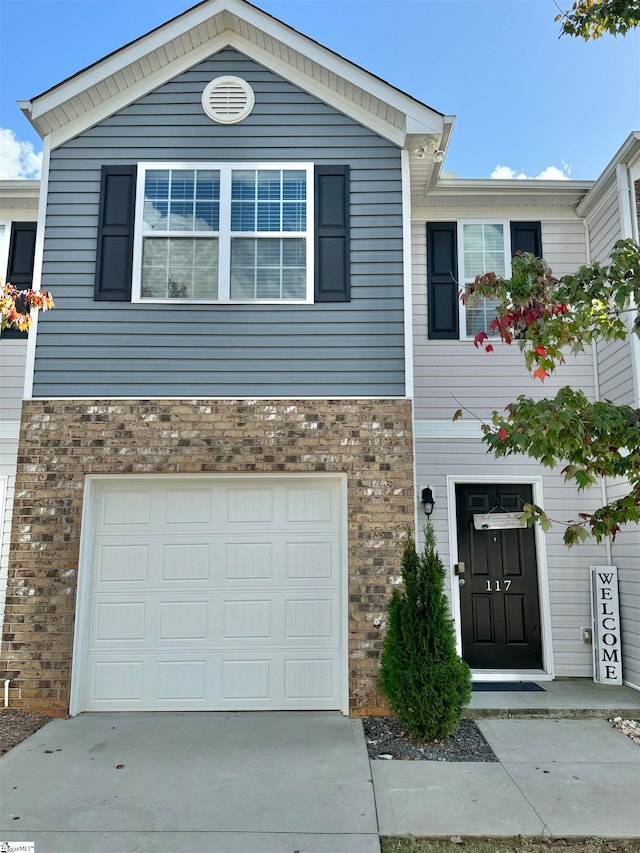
379;523;472;740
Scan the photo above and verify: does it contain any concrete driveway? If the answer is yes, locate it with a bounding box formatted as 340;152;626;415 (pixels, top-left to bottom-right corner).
0;711;380;853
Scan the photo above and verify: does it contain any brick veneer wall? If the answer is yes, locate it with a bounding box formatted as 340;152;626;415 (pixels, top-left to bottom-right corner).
2;398;414;716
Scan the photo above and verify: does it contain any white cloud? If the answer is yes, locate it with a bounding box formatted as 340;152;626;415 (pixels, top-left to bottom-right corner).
491;163;571;180
491;165;528;180
0;128;42;179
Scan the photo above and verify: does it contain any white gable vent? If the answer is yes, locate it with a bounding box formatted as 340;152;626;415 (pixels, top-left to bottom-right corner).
202;76;255;125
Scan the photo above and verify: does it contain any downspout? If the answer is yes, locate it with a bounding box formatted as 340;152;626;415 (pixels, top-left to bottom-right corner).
618;163;640;407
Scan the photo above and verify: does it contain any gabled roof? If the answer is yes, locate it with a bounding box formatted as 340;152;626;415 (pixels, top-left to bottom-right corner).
19;0;447;150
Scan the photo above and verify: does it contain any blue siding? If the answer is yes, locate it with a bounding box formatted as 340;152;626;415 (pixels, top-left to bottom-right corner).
33;49;405;397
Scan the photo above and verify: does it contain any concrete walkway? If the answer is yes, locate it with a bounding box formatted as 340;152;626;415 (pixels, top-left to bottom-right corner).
372;717;640;838
0;711;380;853
1;699;639;849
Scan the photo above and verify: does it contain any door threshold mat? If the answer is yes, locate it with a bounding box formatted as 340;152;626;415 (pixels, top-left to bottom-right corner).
473;681;545;692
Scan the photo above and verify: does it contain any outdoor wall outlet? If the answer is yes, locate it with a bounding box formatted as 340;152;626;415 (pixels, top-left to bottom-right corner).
581;627;593;644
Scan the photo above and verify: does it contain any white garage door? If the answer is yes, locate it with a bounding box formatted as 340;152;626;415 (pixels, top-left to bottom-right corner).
73;476;346;712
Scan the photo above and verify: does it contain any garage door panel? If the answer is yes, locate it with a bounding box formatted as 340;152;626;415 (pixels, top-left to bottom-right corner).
285;540;335;580
91;661;144;702
163;488;212;524
285;658;335;699
96;543;149;583
86;650;342;710
78;477;344;711
94;601;146;641
285;598;334;639
286;487;333;523
101;489;152;527
162;543;211;581
223;599;271;639
158;661;207;700
224;542;274;580
160;601;209;640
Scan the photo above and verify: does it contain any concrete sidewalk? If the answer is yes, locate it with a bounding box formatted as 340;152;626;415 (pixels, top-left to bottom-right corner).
0;711;380;853
372;717;640;838
1;708;639;849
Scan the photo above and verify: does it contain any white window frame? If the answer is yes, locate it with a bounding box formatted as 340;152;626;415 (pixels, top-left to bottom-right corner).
132;162;315;305
0;219;11;282
457;219;512;340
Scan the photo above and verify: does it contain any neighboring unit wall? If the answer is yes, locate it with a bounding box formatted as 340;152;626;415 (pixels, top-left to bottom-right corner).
585;171;640;690
413;209;610;676
0;340;27;633
32;48;405;399
0;201;38;646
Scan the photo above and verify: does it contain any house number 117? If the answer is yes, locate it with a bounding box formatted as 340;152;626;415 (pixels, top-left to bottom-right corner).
486;580;512;592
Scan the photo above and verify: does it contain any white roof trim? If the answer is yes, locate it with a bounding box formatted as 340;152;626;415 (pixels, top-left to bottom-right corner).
21;0;444;149
434;178;593;192
0;179;40;210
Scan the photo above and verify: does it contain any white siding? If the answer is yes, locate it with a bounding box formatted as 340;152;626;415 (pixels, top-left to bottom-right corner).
585;175;640;689
0;339;27;645
595;338;635;407
586;182;622;265
412;215;594;422
416;438;610;677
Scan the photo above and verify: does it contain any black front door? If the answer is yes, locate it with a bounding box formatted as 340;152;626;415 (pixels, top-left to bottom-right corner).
456;484;543;670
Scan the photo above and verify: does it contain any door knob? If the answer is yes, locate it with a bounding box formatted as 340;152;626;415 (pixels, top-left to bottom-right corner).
458;577;466;586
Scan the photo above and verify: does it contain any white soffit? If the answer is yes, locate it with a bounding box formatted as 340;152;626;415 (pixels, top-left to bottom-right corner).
417;178;593;211
20;0;444;149
0;180;40;210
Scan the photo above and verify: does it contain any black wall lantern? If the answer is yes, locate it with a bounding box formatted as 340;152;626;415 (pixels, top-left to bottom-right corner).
421;486;435;516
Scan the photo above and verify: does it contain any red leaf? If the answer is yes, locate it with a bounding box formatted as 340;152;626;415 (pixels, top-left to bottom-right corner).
533;367;548;382
497;428;509;441
485;344;494;353
535;346;547;357
474;331;488;348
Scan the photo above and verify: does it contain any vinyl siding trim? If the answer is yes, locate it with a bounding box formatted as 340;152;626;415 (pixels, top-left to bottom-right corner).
402;149;413;399
24;135;51;400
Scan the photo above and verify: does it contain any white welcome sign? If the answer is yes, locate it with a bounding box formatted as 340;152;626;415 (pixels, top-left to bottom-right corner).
590;566;622;685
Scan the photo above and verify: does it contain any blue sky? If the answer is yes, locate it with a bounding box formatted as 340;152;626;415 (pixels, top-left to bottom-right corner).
0;0;638;180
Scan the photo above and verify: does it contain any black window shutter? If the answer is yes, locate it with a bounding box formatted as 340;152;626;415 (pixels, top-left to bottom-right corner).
314;165;350;302
1;221;37;340
510;221;542;258
95;165;137;301
427;222;459;339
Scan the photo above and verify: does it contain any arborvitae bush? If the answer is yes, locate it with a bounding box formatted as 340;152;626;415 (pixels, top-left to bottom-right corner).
379;523;472;740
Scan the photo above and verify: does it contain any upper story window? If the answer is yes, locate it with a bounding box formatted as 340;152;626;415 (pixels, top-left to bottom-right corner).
132;163;313;303
426;220;541;341
459;222;509;339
